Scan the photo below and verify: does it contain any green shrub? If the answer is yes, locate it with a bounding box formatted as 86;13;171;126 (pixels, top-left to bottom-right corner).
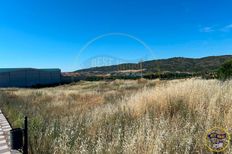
218;59;232;80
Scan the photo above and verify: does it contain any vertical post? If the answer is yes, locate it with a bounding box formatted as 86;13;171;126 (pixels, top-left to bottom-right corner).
140;59;143;79
23;116;28;154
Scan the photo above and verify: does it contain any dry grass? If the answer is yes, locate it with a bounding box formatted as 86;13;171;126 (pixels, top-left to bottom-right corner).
0;79;232;153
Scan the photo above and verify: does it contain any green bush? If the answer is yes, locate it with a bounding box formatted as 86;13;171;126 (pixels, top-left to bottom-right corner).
218;59;232;80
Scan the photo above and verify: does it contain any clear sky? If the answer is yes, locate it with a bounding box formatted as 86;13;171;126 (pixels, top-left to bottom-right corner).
0;0;232;71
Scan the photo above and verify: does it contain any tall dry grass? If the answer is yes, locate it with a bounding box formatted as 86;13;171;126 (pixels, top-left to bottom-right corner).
0;79;232;153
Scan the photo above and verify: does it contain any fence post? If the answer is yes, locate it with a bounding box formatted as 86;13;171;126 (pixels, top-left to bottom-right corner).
23;116;28;154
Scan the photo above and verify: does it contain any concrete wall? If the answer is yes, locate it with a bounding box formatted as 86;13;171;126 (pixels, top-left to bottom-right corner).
26;70;40;87
0;72;10;87
10;70;27;87
0;69;61;87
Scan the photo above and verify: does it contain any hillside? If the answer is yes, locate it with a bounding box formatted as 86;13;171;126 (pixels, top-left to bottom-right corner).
75;55;232;73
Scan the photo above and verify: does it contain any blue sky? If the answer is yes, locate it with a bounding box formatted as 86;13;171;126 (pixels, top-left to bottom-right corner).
0;0;232;71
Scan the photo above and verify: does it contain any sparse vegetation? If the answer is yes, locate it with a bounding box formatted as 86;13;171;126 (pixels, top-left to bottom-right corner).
0;79;232;153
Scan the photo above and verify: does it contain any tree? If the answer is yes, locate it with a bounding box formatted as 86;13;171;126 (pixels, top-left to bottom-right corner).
218;59;232;80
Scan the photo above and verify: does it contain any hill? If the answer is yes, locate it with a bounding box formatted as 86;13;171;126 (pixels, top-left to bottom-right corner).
75;55;232;74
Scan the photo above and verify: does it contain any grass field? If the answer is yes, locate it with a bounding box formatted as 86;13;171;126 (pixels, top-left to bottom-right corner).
0;78;232;154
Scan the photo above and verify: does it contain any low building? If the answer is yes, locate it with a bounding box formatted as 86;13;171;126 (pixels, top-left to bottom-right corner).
0;68;61;87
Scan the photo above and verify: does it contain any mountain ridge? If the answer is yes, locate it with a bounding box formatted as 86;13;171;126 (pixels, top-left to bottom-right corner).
75;55;232;73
